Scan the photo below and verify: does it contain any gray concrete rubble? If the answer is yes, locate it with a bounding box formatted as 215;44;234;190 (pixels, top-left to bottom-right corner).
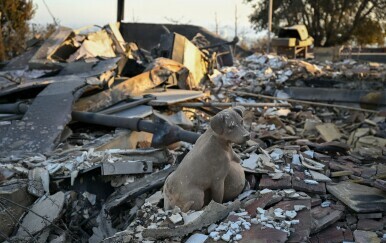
0;21;386;242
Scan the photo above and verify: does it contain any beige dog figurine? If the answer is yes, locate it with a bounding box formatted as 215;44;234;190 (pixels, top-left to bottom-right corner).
163;107;250;212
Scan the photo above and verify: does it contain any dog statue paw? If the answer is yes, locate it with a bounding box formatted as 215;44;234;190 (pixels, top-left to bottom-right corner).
163;106;250;212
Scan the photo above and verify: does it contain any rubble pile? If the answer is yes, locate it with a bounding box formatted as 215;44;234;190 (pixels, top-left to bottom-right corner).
0;22;386;242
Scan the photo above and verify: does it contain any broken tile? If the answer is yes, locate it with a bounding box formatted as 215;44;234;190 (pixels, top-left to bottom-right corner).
327;181;386;213
357;219;383;231
259;174;292;190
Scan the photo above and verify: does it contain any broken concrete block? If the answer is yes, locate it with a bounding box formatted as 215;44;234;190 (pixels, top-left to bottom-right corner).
16;191;65;237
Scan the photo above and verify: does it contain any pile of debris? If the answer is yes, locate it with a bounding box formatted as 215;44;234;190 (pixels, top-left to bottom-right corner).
0;22;386;243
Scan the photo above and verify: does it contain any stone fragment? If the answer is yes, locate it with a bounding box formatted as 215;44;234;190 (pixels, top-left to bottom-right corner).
353;230;381;243
357;219;383;231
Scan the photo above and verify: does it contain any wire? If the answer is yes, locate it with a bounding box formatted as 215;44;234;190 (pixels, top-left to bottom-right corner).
42;0;58;26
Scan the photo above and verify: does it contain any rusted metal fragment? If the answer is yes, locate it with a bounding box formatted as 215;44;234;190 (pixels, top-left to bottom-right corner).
142;200;240;239
0;78;86;155
327;181;386;213
272;199;312;242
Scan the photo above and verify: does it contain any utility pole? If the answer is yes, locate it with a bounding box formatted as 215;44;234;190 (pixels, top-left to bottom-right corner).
215;12;219;35
234;4;238;37
117;0;125;22
267;0;273;53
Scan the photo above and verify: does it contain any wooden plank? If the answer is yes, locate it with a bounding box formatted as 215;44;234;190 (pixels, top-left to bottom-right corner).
147;89;204;106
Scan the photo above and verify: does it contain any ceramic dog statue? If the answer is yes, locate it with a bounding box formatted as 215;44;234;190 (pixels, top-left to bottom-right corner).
163;107;250;212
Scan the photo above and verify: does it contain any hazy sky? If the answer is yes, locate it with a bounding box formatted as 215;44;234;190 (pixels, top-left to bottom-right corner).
31;0;260;39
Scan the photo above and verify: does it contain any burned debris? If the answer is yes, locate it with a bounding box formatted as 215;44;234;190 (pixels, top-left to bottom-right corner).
0;21;386;243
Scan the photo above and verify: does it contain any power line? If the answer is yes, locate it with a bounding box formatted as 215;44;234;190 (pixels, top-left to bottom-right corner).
42;0;58;25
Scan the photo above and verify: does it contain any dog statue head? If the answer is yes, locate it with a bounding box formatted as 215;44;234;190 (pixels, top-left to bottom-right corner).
210;106;250;144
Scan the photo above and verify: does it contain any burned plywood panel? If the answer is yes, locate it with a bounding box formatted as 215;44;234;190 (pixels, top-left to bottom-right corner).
0;78;86;155
159;33;208;89
29;26;74;69
327;181;386;213
73;58;192;112
0;58;120;99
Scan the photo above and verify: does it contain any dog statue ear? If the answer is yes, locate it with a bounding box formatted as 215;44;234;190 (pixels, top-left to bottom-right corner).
210;112;224;135
233;106;245;118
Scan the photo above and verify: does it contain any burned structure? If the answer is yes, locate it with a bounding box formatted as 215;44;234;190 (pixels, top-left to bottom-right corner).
0;10;385;242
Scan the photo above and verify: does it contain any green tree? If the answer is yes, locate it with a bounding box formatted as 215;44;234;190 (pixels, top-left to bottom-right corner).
0;0;35;61
246;0;386;47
